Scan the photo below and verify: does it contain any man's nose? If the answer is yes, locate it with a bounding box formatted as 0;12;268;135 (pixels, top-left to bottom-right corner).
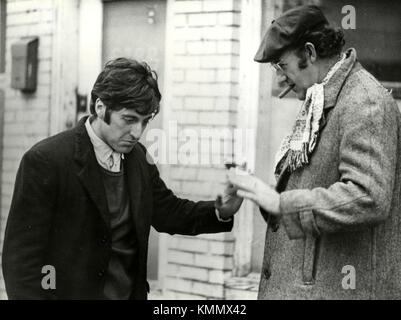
130;123;143;139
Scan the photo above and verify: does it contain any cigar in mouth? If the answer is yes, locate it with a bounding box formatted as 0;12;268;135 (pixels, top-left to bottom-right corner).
278;84;295;99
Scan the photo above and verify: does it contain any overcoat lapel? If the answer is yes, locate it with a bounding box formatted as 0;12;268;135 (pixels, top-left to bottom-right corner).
74;117;110;227
125;148;148;242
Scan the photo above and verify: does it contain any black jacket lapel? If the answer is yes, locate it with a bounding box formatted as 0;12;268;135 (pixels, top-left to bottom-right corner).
124;147;148;242
74;116;110;227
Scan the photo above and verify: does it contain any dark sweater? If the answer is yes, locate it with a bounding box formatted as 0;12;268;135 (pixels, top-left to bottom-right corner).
100;165;137;300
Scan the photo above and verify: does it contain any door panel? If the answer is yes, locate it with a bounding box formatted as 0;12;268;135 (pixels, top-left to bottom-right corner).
103;0;167;280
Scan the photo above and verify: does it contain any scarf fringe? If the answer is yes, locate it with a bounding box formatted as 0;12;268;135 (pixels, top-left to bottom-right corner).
288;142;310;171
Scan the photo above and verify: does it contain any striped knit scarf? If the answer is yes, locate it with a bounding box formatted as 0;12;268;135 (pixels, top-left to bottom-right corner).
274;54;346;177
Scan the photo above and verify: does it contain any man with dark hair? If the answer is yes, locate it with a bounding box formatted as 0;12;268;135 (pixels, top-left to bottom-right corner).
2;58;242;300
229;5;401;299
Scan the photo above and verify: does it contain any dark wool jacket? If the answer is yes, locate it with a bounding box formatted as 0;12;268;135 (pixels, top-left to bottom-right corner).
2;116;233;300
259;49;401;299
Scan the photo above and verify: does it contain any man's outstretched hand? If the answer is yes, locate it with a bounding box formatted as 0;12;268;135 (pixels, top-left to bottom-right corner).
215;180;244;220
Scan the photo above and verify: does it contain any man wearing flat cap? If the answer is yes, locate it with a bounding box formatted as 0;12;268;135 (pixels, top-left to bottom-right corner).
228;5;401;299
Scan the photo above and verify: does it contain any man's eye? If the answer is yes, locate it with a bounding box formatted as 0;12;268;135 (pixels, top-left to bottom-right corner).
124;118;136;124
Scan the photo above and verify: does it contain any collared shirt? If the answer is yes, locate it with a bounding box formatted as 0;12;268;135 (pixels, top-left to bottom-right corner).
85;117;123;172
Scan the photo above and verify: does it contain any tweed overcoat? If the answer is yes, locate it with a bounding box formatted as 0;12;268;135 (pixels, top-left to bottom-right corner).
258;49;401;299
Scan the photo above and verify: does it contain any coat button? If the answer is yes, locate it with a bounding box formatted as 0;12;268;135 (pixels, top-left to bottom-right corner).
98;270;105;277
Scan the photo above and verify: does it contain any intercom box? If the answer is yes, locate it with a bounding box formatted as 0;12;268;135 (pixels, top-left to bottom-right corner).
11;37;39;92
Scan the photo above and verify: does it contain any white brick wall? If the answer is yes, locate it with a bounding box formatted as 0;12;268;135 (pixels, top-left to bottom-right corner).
164;0;241;299
0;0;55;300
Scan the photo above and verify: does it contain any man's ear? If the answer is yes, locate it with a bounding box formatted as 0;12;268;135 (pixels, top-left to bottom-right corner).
304;42;317;63
95;98;105;120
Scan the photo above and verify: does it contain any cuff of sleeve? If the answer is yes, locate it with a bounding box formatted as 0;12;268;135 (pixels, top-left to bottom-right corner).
280;190;320;239
215;208;233;223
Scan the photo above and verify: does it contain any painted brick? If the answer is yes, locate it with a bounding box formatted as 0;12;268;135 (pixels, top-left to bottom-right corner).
215;97;237;111
199;111;234;125
172;83;217;97
225;288;258;300
209;241;235;255
170;236;209;253
173;13;187;27
186;40;216;55
7;9;53;26
165;277;193;292
166;291;206;300
168;264;209;282
172;70;185;82
176;110;199;124
197;232;235;241
194;253;233;269
173;55;201;69
200;55;234;69
192;282;224;298
180;181;217;197
186;69;216;83
174;27;203;41
209;270;233;284
216;68;232;82
217;40;240;55
173;40;187;55
184;97;214;110
196;168;226;182
203;0;239;12
170;97;184;110
201;26;237;40
173;1;203;13
6;21;53;38
7;0;54;13
188;13;217;26
170;166;198;180
218;12;240;25
6;98;51;110
168;249;195;265
217;68;239;82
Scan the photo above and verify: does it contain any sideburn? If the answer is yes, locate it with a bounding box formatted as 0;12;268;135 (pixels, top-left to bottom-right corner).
297;50;309;70
104;107;112;125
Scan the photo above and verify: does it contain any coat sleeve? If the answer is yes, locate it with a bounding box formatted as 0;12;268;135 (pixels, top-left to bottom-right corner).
279;84;399;239
144;155;233;235
2;149;57;299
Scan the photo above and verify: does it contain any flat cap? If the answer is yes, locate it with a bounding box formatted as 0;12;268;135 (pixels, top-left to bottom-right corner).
254;5;328;63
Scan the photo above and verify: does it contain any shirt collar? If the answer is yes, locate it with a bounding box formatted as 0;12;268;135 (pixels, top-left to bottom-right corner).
85;117;123;171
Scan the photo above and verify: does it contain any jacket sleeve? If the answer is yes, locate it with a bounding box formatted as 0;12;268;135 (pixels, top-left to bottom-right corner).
279;85;399;239
2;149;57;299
145;157;233;235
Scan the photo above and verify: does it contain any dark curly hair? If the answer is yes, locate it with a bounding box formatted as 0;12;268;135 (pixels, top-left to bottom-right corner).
90;58;161;124
290;25;345;69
